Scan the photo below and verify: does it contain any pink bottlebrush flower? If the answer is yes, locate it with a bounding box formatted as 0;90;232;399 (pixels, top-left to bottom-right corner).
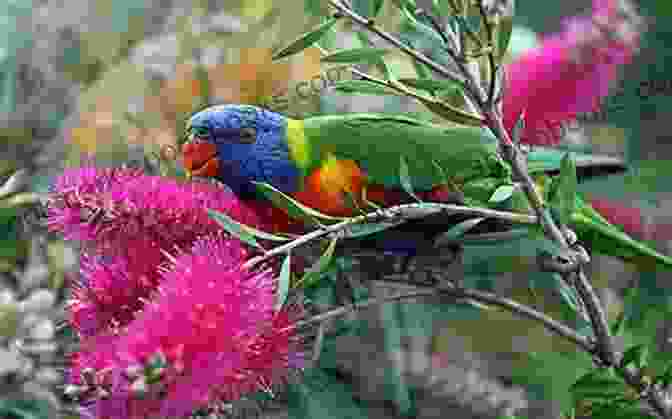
68;253;163;339
49;166;271;335
503;0;642;145
47;166;266;254
69;233;304;419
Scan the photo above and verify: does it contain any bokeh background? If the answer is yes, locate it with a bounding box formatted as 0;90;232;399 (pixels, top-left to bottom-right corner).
1;0;671;418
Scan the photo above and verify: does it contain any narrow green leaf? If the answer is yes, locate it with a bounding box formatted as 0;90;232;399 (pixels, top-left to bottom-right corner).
399;156;422;202
488;184;516;203
273;17;339;60
390;0;417;15
208;209;291;242
353;0;384;18
253;182;348;224
610;310;627;336
430;0;445;17
344;220;407;238
497;16;514;58
549;153;578;225
355;29;373;47
321;47;390;64
620;344;649;370
398;77;462;93
433;217;486;246
372;0;385;17
304;0;326;16
207;209;263;249
417;97;484;126
276;254;292;310
571;370;628;398
297;237;338;288
411;58;432;80
655;362;672;387
332;80;401;95
374;56;397;82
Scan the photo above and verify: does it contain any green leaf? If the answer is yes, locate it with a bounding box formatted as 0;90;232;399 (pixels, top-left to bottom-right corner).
253;182;348;224
497;16;514;58
207;209;263;249
410;58;432;80
305;0;327;16
0;398;54;419
398;77;462;94
488;184;516;203
549;153;578;225
453;15;481;34
431;0;451;18
208;209;291;242
570;370;628;399
417;97;484;126
273;17;339;60
320;47;390;64
390;0;417;16
555;274;587;323
374;56;397;82
332;80;401;96
433;217;486;246
655;362;672;387
610;310;627;336
399;156;422;202
276;254;292;310
353;0;384;18
620;344;649;370
344;220;407;238
298;236;339;288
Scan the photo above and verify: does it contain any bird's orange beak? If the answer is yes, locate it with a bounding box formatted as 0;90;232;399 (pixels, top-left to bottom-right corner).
181;137;220;179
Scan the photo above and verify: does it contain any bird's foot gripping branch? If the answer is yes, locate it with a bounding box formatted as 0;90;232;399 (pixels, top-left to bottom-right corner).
45;0;672;418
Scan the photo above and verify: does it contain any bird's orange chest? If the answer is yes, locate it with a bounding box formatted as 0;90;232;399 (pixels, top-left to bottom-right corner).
286;155;456;219
291;155;365;217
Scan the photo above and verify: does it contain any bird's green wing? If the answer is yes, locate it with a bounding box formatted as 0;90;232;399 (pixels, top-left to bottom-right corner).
301;113;510;191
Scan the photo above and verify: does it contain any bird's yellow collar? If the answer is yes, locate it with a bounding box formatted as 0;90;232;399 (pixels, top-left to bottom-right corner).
286;118;311;171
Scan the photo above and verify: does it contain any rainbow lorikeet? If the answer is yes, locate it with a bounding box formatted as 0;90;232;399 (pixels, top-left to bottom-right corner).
181;104;672;271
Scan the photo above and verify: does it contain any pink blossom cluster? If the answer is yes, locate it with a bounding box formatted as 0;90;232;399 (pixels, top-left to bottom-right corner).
503;0;653;239
503;0;642;146
48;166;303;418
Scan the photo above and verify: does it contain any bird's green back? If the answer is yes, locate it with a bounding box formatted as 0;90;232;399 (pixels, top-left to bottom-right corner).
301;113;511;190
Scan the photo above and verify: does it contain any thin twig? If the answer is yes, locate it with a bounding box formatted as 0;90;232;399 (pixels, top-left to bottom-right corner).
328;1;669;417
287;286;592;353
242;202;537;269
327;0;469;86
477;2;497;106
315;45;484;124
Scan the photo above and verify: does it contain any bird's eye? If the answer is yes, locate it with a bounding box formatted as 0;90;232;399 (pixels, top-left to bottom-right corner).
238;127;257;143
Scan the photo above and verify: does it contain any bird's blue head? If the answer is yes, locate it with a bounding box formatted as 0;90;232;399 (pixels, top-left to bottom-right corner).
182;104;301;199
